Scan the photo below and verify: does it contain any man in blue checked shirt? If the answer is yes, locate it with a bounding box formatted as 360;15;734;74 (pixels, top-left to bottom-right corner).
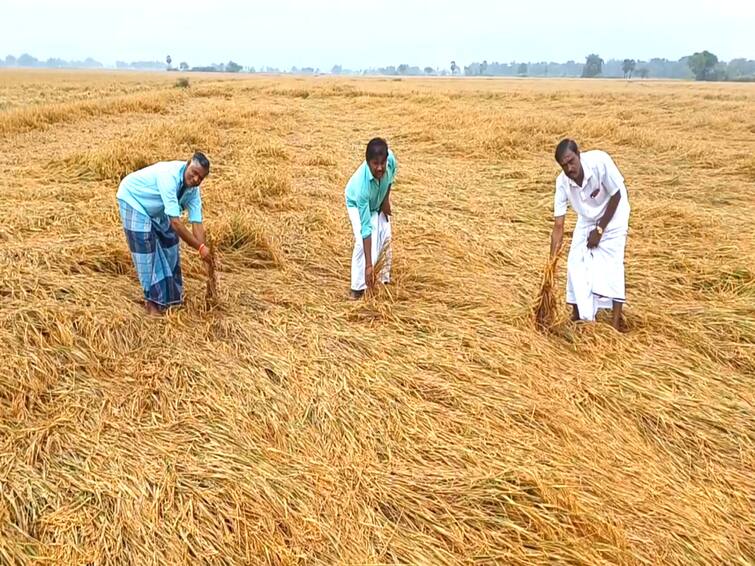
116;152;213;315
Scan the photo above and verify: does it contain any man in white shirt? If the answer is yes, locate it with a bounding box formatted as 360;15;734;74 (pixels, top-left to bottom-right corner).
549;139;631;331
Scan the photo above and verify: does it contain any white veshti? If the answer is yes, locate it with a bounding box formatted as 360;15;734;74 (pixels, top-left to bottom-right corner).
554;149;631;321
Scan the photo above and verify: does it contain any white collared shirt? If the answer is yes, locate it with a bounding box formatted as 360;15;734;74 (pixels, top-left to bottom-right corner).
554;150;630;230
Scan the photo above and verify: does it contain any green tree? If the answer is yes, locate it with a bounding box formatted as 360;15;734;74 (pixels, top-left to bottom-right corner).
424;66;434;75
18;53;39;67
5;54;17;66
166;55;172;68
687;51;718;81
517;62;528;76
179;62;189;71
726;58;755;79
450;60;458;75
398;63;409;75
226;60;242;73
637;67;649;79
622;58;636;79
480;60;488;75
582;53;603;77
331;64;342;75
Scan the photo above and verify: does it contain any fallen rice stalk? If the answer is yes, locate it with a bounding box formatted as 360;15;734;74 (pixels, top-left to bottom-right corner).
205;236;219;308
533;245;563;331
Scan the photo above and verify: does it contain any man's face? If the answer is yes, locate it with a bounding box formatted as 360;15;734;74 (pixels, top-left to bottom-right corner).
558;149;582;182
184;162;208;188
368;155;388;181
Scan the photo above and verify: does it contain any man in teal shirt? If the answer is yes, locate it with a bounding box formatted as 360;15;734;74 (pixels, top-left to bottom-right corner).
345;138;396;298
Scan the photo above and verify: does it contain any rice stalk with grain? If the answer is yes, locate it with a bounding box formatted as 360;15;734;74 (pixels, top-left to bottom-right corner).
533;246;563;331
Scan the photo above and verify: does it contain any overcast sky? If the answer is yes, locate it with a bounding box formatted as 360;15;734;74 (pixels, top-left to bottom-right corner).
2;0;753;68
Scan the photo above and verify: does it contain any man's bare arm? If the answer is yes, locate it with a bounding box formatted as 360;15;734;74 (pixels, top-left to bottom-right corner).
551;215;565;256
598;192;621;232
380;185;392;217
192;222;207;246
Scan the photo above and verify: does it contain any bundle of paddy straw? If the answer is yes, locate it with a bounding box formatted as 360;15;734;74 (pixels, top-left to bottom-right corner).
533;246;562;330
369;238;391;294
205;238;219;307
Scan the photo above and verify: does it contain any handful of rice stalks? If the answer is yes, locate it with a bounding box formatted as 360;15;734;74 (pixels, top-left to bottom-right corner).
205;238;219;307
369;238;391;295
533;247;562;331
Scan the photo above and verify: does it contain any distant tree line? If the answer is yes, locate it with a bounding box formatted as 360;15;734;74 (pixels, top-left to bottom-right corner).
3;51;754;81
1;53;103;69
180;61;244;73
116;60;165;70
326;53;755;81
453;52;755;82
163;55;245;73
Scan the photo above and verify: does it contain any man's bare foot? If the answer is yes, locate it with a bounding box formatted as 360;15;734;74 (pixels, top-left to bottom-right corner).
144;300;162;316
611;301;626;332
570;304;580;322
349;289;365;300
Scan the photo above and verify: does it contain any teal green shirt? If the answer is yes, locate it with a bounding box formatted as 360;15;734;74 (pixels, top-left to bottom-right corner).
344;150;397;239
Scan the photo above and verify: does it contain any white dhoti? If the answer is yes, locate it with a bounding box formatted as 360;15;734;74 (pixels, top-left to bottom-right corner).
347;208;392;291
566;225;627;321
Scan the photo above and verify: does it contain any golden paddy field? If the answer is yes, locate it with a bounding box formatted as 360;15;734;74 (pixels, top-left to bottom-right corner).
0;69;753;564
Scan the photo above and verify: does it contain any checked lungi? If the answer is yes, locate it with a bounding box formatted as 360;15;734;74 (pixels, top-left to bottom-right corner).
118;200;184;309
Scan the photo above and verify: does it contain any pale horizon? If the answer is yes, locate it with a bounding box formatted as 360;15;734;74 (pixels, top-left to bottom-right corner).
2;0;753;69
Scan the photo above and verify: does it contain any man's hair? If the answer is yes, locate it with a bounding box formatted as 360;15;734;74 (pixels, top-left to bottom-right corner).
554;139;579;163
365;138;388;161
191;151;210;172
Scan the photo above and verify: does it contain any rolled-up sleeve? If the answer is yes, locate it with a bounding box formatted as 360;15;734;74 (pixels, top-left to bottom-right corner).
554;179;568;217
385;150;397;184
346;169;373;240
185;189;203;223
357;195;371;239
157;173;181;218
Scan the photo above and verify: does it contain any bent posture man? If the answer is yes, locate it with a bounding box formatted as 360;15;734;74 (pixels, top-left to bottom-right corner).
116;152;212;314
550;139;631;331
345;138;396;298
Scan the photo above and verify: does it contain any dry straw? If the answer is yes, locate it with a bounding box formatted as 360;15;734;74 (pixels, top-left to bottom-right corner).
205;237;219;308
533;246;563;331
0;70;753;565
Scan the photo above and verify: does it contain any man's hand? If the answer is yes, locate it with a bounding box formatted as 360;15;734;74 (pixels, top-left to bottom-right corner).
380;186;392;218
380;198;391;218
365;265;375;289
587;229;602;249
199;244;213;263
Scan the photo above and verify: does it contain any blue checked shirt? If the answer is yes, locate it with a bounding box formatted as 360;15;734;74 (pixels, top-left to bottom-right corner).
117;161;203;222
